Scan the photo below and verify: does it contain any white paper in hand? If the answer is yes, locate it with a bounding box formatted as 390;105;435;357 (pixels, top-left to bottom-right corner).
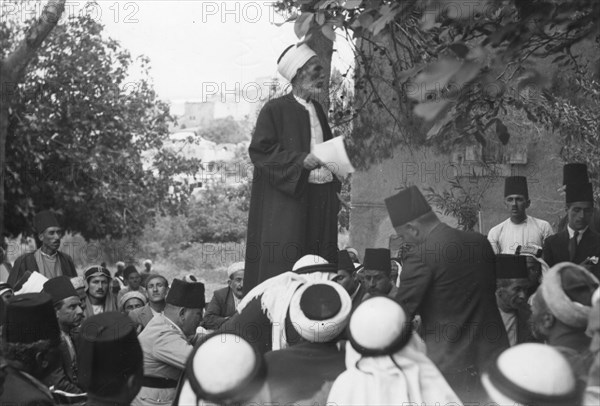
313;137;355;178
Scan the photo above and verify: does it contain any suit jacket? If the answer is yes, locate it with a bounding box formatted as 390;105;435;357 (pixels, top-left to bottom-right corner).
44;332;82;394
129;303;156;332
396;223;509;375
350;283;366;310
500;304;539;346
0;366;55;405
8;250;77;287
543;228;600;278
201;286;236;330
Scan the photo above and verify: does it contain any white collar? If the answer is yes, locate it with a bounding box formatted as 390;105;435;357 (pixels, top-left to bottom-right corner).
508;215;528;225
294;94;312;106
567;225;588;238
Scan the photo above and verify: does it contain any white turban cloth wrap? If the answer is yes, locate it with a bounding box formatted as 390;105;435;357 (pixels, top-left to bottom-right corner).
277;44;317;82
540;262;599;329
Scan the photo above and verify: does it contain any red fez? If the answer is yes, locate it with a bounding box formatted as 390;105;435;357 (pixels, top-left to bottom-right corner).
563;163;589;185
504;176;528;199
43;276;79;304
3;293;60;344
566;182;594;204
166;279;205;309
363;248;391;274
496;254;528;279
34;210;61;233
384;186;432;228
78;312;142;397
337;250;356;273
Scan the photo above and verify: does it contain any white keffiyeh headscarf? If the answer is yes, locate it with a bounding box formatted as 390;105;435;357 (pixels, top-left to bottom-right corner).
327;333;462;406
236;255;337;350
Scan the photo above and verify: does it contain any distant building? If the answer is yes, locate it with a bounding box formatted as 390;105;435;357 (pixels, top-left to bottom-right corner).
177;101;215;129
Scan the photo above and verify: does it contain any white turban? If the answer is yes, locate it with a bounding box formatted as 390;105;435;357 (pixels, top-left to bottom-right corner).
227;261;245;278
277;44;317;82
540;262;599;329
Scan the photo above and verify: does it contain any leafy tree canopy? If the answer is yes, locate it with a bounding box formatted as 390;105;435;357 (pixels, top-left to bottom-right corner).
274;0;600;168
3;14;201;239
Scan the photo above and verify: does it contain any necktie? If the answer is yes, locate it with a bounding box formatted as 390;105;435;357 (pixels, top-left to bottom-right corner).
569;230;579;261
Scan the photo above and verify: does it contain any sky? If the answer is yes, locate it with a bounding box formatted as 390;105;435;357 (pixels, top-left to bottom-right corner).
91;1;354;114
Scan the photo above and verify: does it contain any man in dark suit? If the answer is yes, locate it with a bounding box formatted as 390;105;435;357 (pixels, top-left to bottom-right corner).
494;254;538;346
543;181;600;279
42;276;85;395
201;262;245;330
8;210;77;286
384;186;509;403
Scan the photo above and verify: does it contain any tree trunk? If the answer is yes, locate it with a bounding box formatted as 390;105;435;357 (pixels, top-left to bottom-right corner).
308;30;334;113
0;0;66;237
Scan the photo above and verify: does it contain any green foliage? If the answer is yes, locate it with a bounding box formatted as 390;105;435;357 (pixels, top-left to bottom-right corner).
3;15;201;239
423;177;490;231
275;0;600;169
551;75;600;203
187;182;250;243
196;117;251;144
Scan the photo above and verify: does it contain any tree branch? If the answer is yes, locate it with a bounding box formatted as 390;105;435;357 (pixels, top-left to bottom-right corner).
3;0;66;82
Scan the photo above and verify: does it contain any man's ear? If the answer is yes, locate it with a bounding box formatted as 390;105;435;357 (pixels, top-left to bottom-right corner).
35;351;49;369
526;200;531;209
406;223;419;238
542;313;555;329
179;306;186;320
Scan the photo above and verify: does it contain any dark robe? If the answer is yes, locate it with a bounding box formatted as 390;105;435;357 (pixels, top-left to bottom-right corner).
244;93;341;294
264;342;345;406
543;228;600;279
218;295;302;356
395;223;509;403
8;250;77;287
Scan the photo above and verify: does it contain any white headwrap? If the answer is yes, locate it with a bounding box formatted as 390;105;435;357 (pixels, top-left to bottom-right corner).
327;334;460;406
481;343;577;406
277;44;317;82
540;262;600;328
288;280;352;343
227;261;245;278
592;287;600;305
237;255;336;351
118;290;147;311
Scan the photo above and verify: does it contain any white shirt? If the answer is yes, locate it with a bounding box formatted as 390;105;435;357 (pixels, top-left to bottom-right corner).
294;95;334;184
567;225;588;244
499;309;518;347
487;216;554;254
